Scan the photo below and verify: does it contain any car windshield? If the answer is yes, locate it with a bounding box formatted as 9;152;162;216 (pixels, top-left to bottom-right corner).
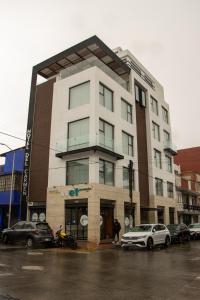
167;224;180;230
129;225;152;232
36;223;50;230
188;224;200;229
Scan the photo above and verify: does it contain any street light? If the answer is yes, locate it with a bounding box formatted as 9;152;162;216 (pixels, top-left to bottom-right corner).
0;143;15;228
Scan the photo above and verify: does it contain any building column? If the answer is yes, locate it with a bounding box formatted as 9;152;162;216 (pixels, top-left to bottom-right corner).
135;203;140;225
174;209;178;224
88;194;100;244
164;207;169;225
149;210;157;223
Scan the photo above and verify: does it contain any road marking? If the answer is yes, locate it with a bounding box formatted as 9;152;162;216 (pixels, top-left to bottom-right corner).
21;265;44;271
0;273;13;276
27;252;44;256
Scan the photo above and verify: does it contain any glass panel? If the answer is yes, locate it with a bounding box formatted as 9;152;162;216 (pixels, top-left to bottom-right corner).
68;118;89;150
123;167;129;189
104;88;113;111
67;159;89;185
105;161;114;186
135;85;139;101
69;82;90;109
99;160;104;184
121;100;127;120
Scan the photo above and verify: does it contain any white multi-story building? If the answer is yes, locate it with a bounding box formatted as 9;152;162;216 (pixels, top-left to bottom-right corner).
24;36;177;245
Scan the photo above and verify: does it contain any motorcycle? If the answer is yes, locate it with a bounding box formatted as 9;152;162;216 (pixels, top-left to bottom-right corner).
55;225;77;250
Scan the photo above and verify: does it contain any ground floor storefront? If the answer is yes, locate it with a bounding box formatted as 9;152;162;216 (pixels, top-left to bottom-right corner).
46;184;140;244
178;211;200;225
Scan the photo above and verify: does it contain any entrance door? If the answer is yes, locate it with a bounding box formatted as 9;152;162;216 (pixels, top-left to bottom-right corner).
100;206;114;240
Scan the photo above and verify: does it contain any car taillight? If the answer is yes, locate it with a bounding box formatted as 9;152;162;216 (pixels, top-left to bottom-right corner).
33;230;40;235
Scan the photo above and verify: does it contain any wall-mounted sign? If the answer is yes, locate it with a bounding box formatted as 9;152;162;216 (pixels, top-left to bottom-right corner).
32;213;38;222
125;217;130;226
80;215;88;226
39;213;46;222
68;188;80;197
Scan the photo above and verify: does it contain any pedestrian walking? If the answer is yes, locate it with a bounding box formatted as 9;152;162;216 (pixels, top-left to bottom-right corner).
113;219;121;243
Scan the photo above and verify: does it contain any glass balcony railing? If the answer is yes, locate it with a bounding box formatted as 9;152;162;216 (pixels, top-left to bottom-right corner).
67;135;89;151
163;141;177;155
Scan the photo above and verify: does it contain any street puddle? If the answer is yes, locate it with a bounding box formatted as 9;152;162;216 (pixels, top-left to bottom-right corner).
21;266;44;271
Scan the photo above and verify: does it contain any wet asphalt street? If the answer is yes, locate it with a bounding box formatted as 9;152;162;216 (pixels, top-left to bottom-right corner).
0;242;200;300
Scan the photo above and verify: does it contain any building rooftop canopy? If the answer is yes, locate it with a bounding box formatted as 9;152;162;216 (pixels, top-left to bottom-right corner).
35;35;130;82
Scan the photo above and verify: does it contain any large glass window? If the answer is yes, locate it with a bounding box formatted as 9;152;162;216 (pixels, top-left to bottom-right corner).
163;130;170;145
155;178;163;196
162;107;169;124
122;132;133;156
166;155;172;173
99;83;113;111
66;158;89;185
135;83;146;107
121;99;132;123
167;182;174;198
152;122;160;141
69;81;90;109
99;119;114;151
151;96;158;115
123;167;135;190
154;149;162;169
99;159;114;186
68;118;89;151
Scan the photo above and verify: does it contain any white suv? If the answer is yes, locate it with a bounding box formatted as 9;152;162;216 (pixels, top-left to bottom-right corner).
121;224;171;250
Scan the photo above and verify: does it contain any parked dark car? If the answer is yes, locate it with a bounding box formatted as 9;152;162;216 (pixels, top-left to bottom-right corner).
167;224;190;243
188;223;200;240
2;221;54;247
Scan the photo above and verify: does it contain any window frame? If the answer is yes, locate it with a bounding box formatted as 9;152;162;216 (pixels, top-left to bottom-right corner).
99;159;114;186
152;121;160;141
151;96;158;115
123;167;135;190
162;106;169;124
99;118;114;151
67;117;89;151
155;178;163;196
66;158;89;185
167;182;174;198
166;155;172;173
122;131;134;156
135;82;146;107
99;82;114;112
121;98;133;123
154;149;162;169
68;81;90;109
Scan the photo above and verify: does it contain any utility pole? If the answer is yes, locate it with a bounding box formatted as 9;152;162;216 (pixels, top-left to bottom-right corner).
128;160;134;227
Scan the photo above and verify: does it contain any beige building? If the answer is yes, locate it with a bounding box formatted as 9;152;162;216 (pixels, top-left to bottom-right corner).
24;36;177;245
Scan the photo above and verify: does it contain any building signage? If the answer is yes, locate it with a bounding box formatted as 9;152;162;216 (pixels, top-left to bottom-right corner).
22;128;32;200
80;215;88;226
60;187;92;197
68;188;80;197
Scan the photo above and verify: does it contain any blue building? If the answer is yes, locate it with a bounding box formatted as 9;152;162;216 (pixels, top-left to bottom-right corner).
0;147;25;229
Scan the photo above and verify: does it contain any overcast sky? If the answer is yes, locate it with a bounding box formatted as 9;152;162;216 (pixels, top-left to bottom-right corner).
0;0;199;156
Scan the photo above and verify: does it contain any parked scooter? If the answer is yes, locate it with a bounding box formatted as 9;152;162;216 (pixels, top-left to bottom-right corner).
55;225;77;250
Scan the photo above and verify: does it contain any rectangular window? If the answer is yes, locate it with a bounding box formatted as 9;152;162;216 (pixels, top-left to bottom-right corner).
154;149;162;169
167;182;174;198
135;83;146;107
99;119;114;151
121;99;132;123
99;83;113;111
122;131;133;156
123;167;135;190
99;159;114;186
162;107;169;124
151;96;158;115
66;158;89;185
163;130;170;145
68;118;89;151
155;178;163;196
166;155;172;173
69;81;90;109
152;122;160;141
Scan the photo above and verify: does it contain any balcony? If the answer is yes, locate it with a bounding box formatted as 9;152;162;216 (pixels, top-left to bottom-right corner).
56;135;124;160
183;204;200;211
163;141;177;156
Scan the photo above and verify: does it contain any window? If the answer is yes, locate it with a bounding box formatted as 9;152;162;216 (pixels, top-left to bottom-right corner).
99;159;114;186
69;81;90;109
155;178;163;196
166;155;172;173
66;158;89;185
121;99;132;123
163;130;170;145
151;96;158;115
123;167;135;190
162;107;169;124
122;132;133;156
154;149;162;169
152;122;160;141
68;118;89;151
99;83;113;111
135;83;146;107
99;119;114;151
167;182;174;198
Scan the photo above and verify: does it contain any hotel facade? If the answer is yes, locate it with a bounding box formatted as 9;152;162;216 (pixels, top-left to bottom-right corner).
23;36;177;244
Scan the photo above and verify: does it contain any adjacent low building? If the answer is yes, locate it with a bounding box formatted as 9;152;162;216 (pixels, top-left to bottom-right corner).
0;147;25;229
23;36;177;245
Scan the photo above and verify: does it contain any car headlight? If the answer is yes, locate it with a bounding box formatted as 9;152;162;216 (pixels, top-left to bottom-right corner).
137;236;147;239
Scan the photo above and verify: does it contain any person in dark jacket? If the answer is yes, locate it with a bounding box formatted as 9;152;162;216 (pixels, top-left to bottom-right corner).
113;219;121;243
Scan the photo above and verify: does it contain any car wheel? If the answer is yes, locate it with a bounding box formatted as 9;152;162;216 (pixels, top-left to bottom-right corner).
27;238;34;248
3;234;8;244
164;236;170;248
147;238;154;250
